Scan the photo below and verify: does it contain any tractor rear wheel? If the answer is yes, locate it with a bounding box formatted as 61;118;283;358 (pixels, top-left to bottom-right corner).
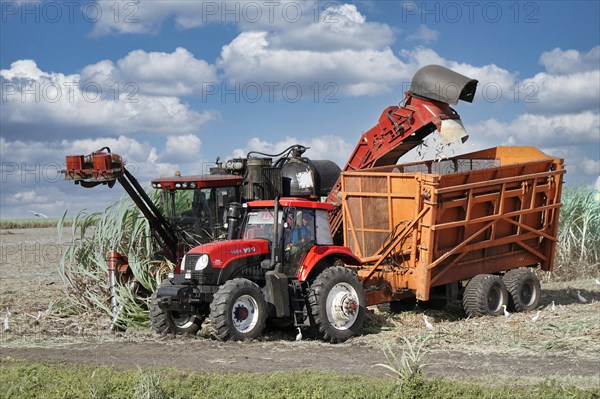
503;268;541;312
149;288;202;335
462;274;508;317
307;266;366;343
209;278;267;341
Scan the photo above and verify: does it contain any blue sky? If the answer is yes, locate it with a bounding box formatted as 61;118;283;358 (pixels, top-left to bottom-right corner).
1;0;599;218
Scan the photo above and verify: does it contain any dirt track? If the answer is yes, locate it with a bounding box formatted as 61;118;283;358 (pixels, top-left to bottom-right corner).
1;227;599;384
2;338;600;380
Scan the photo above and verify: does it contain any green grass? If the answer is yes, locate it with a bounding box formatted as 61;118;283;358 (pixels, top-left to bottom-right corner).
0;218;72;229
0;361;597;399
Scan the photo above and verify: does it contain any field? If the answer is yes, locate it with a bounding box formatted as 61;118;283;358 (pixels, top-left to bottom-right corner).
1;221;599;398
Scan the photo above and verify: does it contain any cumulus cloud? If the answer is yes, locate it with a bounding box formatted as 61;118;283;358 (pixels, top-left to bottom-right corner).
81;48;218;96
539;46;600;74
90;0;395;50
467;111;599;147
406;24;439;43
265;4;395;51
1;59;218;140
219;31;410;96
521;46;600;115
523;70;600;114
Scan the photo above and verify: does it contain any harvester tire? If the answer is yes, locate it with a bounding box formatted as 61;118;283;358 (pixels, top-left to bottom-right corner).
307;266;366;343
462;274;508;317
209;278;267;341
149;287;202;335
503;268;541;312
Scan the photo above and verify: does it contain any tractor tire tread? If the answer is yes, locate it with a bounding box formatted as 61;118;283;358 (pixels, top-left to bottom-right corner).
209;278;267;341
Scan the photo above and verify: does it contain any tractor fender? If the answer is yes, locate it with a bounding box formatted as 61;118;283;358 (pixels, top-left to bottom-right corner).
297;246;361;282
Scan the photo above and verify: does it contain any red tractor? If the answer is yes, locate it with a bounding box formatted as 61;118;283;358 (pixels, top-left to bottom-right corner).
151;198;366;343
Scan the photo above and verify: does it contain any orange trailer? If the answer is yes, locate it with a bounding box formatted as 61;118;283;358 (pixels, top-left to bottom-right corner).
341;146;565;315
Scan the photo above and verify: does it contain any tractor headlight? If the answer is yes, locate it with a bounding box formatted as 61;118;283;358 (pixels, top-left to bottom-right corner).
195;254;210;271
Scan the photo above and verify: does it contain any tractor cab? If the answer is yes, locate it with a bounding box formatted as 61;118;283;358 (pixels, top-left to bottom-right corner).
151;175;243;248
239;199;336;277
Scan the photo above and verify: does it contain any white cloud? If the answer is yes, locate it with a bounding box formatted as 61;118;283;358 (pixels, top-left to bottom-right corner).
266;4;395;52
1;59;218;140
406;24;439;43
467;111;599;146
539;46;600;74
582;158;600;176
219;31;409;96
162;134;203;163
81;48;218;96
523;70;600;114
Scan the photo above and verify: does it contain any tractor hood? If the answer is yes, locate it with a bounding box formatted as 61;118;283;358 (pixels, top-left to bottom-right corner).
409;65;478;105
186;239;270;269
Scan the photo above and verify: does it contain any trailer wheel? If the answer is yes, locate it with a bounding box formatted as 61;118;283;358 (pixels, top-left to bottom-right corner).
209;278;267;341
503;269;541;312
307;266;366;343
149;290;202;334
462;274;508;317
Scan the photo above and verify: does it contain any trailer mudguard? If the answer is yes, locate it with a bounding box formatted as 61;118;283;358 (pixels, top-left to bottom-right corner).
296;245;362;282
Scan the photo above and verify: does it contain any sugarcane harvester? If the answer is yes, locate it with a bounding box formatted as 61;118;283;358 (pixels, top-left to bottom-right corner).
63;65;480;337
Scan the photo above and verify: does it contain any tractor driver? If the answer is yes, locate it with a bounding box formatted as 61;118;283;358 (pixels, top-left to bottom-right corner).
285;211;314;255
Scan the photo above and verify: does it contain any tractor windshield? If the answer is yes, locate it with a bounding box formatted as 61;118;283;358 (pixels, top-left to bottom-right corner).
242;209;283;242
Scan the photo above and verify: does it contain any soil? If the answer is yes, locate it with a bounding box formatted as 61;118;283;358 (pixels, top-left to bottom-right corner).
1;227;599;384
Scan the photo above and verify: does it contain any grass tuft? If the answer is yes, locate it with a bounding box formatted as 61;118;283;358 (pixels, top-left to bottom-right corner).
375;334;432;392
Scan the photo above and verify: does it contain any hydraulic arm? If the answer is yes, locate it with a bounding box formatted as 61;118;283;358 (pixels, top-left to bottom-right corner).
63;148;178;262
327;65;478;237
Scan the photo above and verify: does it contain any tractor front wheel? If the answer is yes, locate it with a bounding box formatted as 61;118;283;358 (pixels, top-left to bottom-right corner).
149;290;202;335
209;278;267;341
307;266;366;343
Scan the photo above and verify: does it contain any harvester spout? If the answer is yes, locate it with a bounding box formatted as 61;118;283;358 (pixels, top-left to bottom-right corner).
409;65;478;145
